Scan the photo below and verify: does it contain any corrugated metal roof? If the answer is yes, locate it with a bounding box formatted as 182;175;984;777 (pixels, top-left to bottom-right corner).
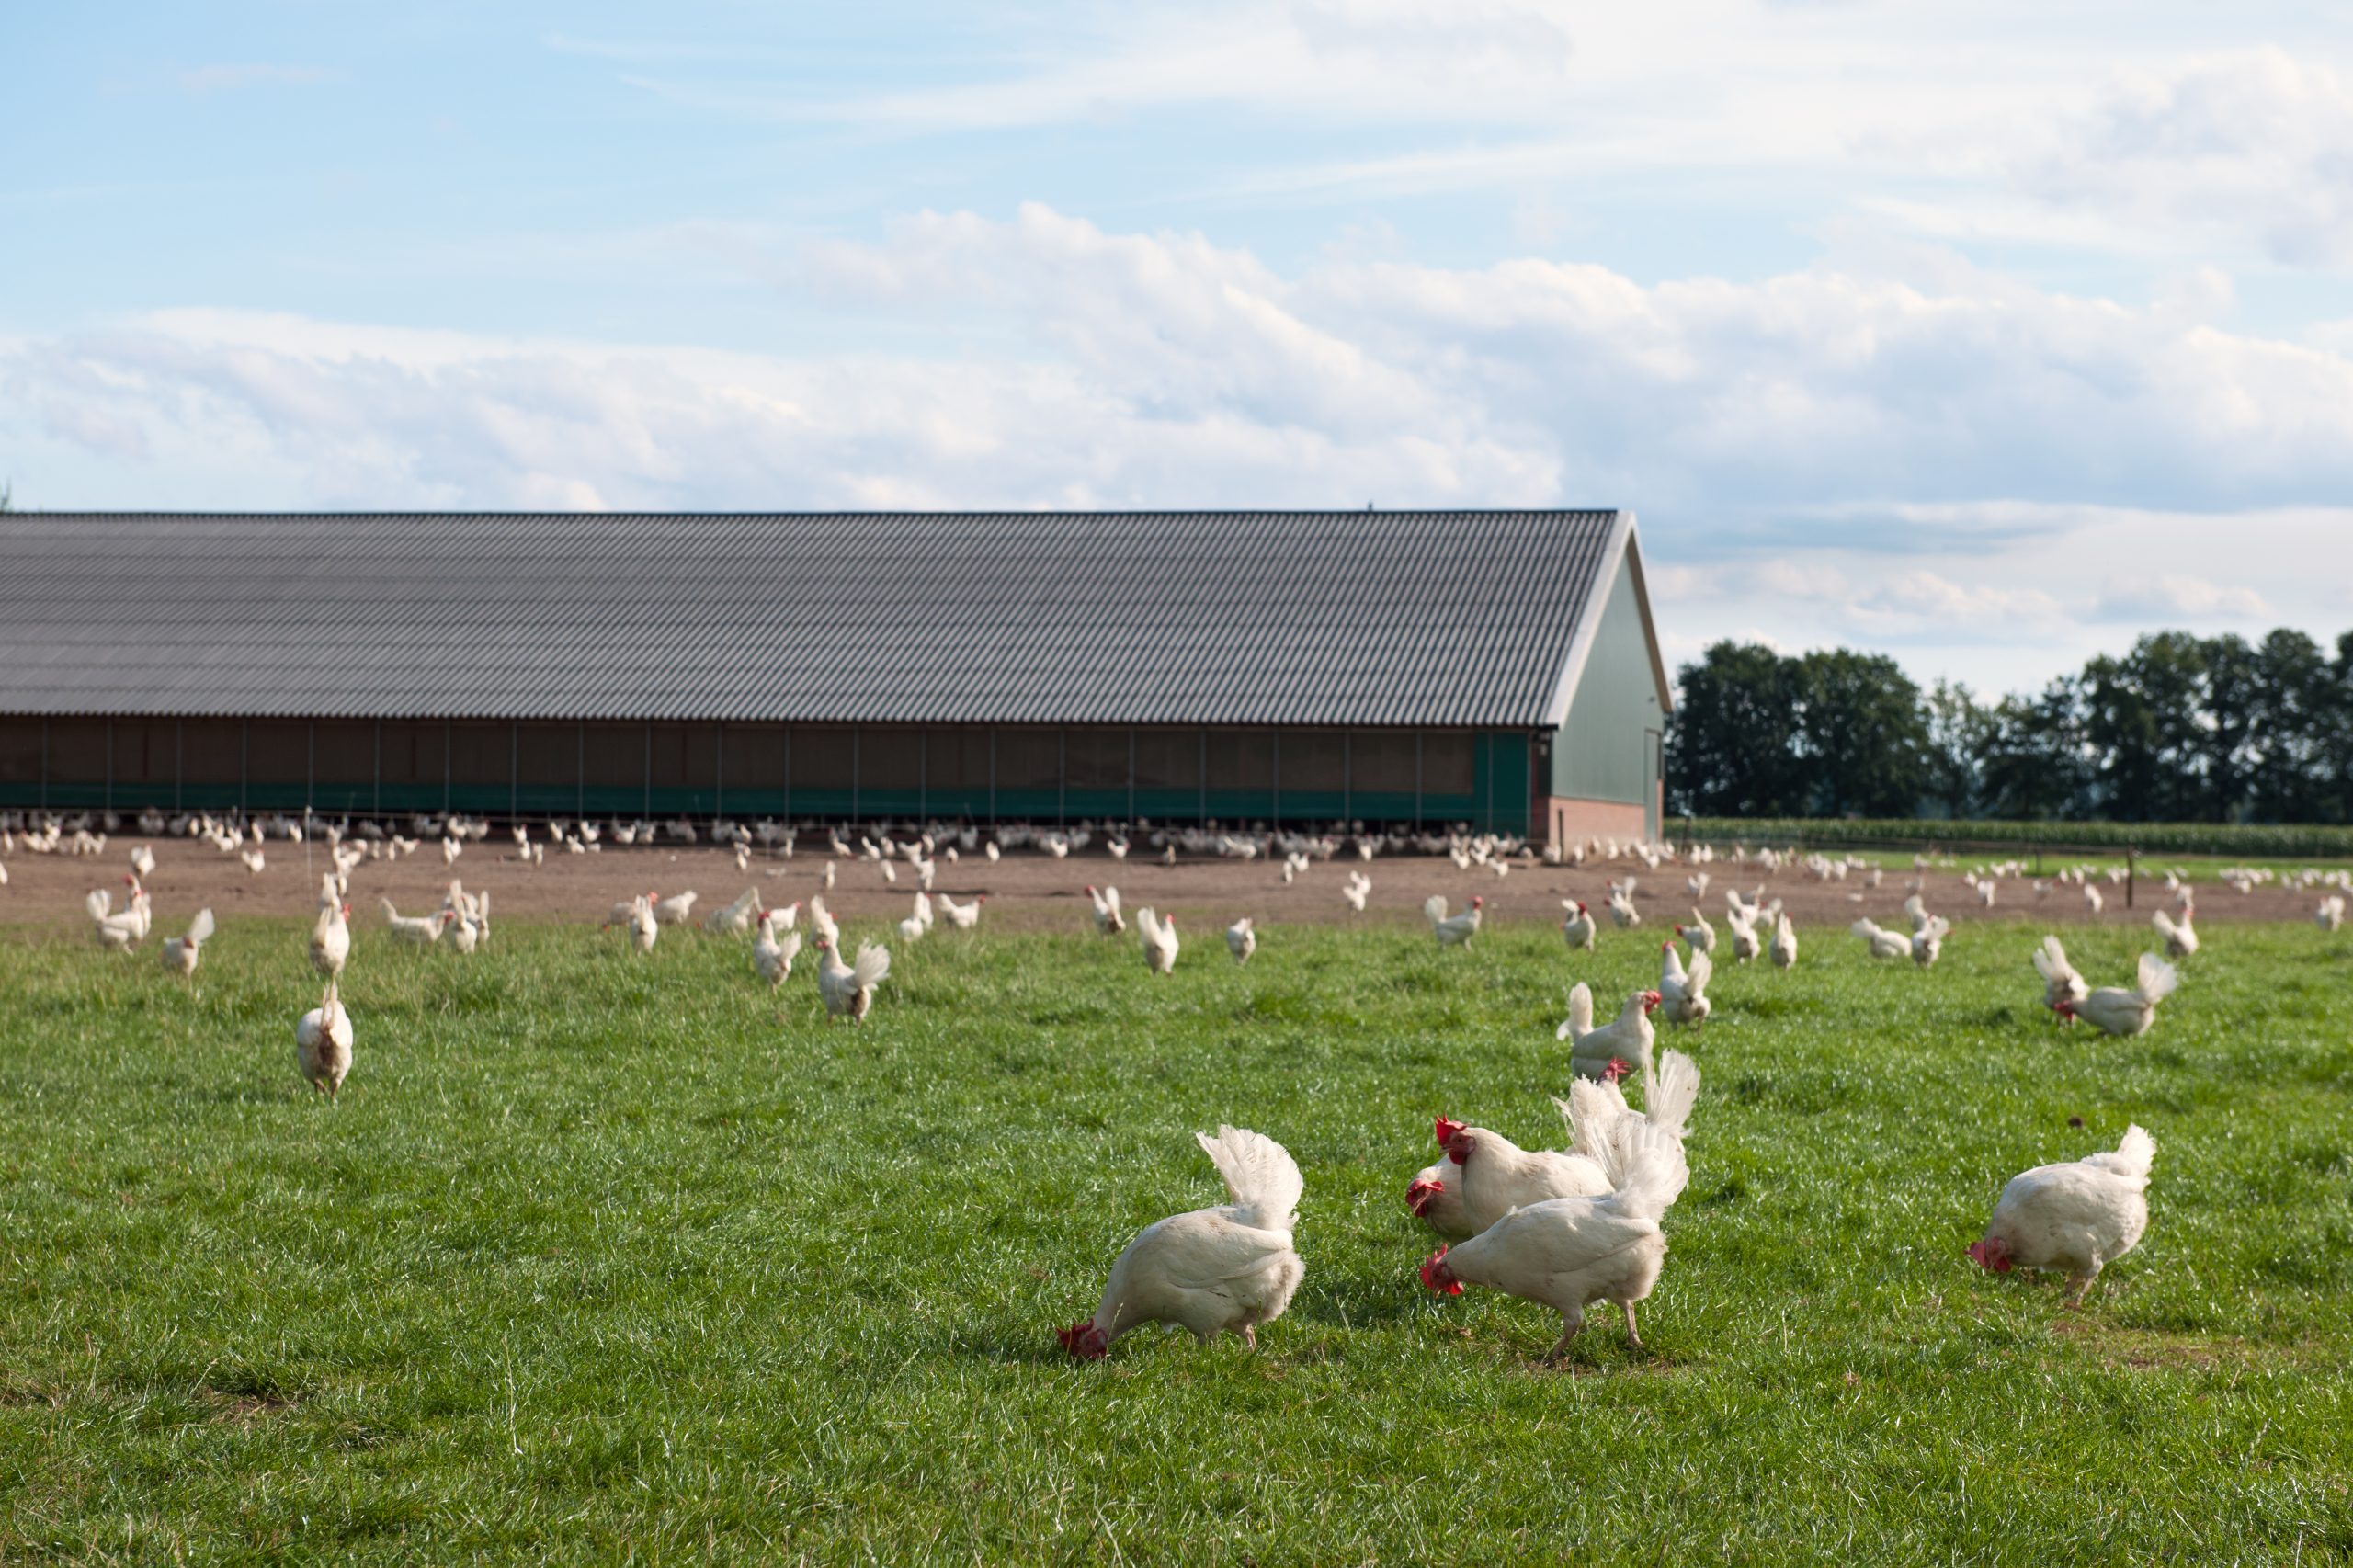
0;510;1626;727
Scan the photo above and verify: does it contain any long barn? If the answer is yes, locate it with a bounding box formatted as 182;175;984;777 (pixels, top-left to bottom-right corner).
0;509;1671;844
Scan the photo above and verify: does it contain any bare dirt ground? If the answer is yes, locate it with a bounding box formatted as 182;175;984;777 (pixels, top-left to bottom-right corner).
0;835;2334;938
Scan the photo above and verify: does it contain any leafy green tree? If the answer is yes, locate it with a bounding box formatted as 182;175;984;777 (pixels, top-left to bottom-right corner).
1795;649;1931;815
1921;678;1988;819
1978;681;2089;820
1665;642;1807;817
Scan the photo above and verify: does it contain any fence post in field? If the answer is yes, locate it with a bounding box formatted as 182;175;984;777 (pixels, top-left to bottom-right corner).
2126;846;2136;910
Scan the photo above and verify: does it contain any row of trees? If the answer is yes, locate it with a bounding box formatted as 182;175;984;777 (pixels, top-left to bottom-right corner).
1665;629;2353;824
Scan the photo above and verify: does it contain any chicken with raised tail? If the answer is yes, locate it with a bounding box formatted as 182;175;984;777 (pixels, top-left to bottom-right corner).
1656;943;1711;1028
296;978;354;1100
1768;912;1797;971
2151;903;2199;960
1417;1112;1611;1239
381;898;452;946
1418;1122;1690;1358
1725;908;1760;963
1225;916;1256;964
1556;1049;1701;1175
1087;883;1125;936
1606;879;1641;929
814;936;890;1020
1675;909;1714;954
628;894;660;954
1849;917;1911;960
1342;870;1371;915
1557;982;1659;1082
309;894;351;979
936;893;983;929
161;908;215;979
753;910;802;988
1969;1125;2154;1304
1425;894;1483;947
2031;935;2089;1021
1138;907;1180;973
2056;953;2177;1036
1058;1125;1304;1358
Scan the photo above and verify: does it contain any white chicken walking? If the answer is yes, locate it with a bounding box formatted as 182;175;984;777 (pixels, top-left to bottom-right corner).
2151;903;2199;960
814;937;890;1021
2056;953;2177;1036
1138;906;1179;974
1224;916;1256;965
1656;943;1712;1028
1087;883;1125;936
1969;1125;2154;1305
296;979;354;1101
1057;1125;1304;1358
1675;909;1714;955
1561;900;1597;950
1417;1113;1611;1240
309;895;351;979
752;909;802;989
161;908;215;979
1606;879;1641;929
1768;912;1798;971
936;893;983;930
2030;935;2089;1021
1418;1123;1690;1358
1558;982;1660;1082
1425;894;1483;947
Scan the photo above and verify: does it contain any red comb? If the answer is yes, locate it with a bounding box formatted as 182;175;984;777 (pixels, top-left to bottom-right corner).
1419;1248;1462;1295
1433;1115;1466;1146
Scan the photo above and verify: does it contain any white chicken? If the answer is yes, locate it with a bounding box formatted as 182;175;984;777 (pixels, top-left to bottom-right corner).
1225;916;1256;964
1675;909;1715;955
1968;1124;2154;1304
805;895;840;947
1087;883;1126;936
1425;894;1483;947
936;893;983;929
2056;952;2177;1036
896;891;932;943
89;881;152;950
2151;903;2199;960
381;898;451;946
1418;1123;1690;1358
1725;909;1760;963
1849;917;1912;960
1558;982;1660;1082
1561;900;1597;949
2030;935;2089;1021
653;891;699;926
1556;1049;1702;1172
753;910;802;988
2319;894;2347;933
296;979;354;1100
1420;1113;1611;1239
1656;942;1712;1028
1341;871;1370;915
2083;884;2105;915
702;887;760;937
160;908;215;978
240;847;267;875
1606;880;1641;929
130;844;156;880
1057;1125;1303;1358
1769;912;1798;971
629;894;660;954
309;897;351;978
814;937;890;1020
1138;906;1180;974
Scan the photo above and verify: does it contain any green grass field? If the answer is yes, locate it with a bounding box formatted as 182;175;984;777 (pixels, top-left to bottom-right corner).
1;916;2348;1562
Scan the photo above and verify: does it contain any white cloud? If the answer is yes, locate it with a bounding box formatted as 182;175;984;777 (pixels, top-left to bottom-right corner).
4;202;2344;695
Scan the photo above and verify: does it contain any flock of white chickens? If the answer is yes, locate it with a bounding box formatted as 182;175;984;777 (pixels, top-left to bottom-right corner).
16;814;2348;1368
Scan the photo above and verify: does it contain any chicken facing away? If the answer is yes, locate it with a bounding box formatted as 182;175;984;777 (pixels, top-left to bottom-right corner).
2320;894;2347;933
753;911;802;988
1138;907;1180;974
1225;917;1256;964
1769;912;1798;971
2056;952;2177;1036
1606;881;1641;929
309;898;351;979
1969;1124;2154;1304
1558;982;1660;1082
1419;1122;1691;1358
1726;910;1761;964
1557;1049;1702;1177
1087;884;1126;936
2152;904;2199;960
814;937;890;1021
296;979;353;1100
1426;894;1483;947
1657;943;1712;1028
2031;935;2089;1021
1422;1112;1611;1239
1058;1125;1304;1359
161;908;215;978
1561;900;1597;949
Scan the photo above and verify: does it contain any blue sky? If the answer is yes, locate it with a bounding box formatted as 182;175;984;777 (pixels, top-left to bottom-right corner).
6;2;2352;696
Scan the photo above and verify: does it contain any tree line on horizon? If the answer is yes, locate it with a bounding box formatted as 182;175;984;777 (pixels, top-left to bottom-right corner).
1665;629;2353;825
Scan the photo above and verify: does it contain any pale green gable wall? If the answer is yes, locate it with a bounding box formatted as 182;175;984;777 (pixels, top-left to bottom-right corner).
1552;552;1663;810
